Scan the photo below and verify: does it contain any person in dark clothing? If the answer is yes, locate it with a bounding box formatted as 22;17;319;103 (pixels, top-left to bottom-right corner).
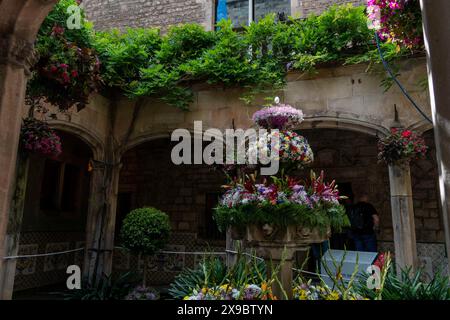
348;193;380;252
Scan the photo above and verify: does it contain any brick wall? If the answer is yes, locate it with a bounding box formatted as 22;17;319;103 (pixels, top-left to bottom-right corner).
119;138;226;237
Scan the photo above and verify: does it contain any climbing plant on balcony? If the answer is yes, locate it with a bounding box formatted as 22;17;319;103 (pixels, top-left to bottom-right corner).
27;0;102;112
93;4;411;110
31;1;415;111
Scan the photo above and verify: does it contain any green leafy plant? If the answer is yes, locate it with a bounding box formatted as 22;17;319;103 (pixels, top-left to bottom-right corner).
63;272;138;300
169;253;269;300
120;207;171;286
93;28;161;96
356;266;450;300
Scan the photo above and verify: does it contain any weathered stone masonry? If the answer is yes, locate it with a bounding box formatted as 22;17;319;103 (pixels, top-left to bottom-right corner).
83;0;215;31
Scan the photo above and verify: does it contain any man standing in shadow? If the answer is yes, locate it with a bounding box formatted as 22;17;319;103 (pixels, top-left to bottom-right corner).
348;193;380;252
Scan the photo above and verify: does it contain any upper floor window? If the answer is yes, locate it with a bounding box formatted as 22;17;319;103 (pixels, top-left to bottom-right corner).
215;0;291;28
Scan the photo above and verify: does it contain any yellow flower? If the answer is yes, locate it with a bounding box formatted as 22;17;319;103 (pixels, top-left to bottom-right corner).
261;282;268;292
325;291;340;300
299;290;308;300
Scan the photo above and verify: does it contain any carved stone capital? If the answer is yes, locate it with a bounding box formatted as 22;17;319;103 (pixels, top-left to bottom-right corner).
0;35;37;75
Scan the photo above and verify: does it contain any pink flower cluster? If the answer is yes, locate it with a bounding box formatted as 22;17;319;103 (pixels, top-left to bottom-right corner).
378;128;428;164
21;118;62;157
252;104;304;130
367;0;423;49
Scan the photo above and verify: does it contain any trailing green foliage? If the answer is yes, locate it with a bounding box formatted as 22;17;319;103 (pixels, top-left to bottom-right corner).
92;4;412;109
214;202;349;234
35;2;415;110
120;207;171;255
93;28;161;95
355;267;450;300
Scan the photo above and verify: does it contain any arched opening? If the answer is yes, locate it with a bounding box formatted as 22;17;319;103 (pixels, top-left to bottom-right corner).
298;128;391;249
115;137;226;285
13;131;93;297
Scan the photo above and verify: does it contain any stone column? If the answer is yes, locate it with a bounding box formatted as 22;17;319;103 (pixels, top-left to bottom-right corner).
420;0;450;275
0;153;30;300
83;159;122;285
388;163;418;273
0;36;36;299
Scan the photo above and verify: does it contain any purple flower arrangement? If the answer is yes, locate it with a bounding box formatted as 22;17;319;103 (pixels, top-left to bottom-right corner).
252;104;304;130
20;118;62;157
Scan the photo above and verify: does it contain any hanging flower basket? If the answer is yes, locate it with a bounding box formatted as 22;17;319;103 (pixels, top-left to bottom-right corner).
367;0;423;49
247;130;314;170
377;128;427;165
20;118;62;157
252;104;304;130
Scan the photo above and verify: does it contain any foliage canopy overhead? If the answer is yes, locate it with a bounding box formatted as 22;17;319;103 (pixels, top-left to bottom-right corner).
31;1;419;111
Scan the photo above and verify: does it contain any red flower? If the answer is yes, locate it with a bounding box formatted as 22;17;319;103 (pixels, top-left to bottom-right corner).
51;25;65;36
61;71;70;83
373;253;386;271
401;130;412;138
244;180;255;193
71;70;79;78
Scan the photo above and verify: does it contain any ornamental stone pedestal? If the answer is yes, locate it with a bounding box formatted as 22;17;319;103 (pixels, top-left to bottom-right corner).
232;224;330;300
388;163;418;274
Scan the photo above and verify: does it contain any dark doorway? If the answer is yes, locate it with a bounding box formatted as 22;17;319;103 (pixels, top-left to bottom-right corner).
115;192;133;243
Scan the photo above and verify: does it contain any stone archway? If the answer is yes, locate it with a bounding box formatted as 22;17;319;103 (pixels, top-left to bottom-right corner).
298;128;391;247
0;0;59;300
11;130;93;296
115;137;226;285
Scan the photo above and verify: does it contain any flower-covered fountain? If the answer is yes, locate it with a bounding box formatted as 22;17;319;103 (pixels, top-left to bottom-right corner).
214;99;349;299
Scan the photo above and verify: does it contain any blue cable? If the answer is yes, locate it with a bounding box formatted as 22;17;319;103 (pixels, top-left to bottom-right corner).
374;32;432;124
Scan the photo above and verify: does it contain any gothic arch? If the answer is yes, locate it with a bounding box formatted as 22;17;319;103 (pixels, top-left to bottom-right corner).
48;120;105;161
298;116;390;137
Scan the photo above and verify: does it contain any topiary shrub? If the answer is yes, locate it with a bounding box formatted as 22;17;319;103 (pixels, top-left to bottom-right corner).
120;207;171;286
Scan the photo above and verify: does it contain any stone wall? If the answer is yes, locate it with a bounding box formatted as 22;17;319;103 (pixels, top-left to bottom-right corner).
292;0;366;17
411;130;445;243
83;0;214;32
83;0;213;31
119;138;226;237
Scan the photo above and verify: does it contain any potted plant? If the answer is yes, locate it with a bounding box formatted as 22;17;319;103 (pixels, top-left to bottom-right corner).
120;207;171;298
